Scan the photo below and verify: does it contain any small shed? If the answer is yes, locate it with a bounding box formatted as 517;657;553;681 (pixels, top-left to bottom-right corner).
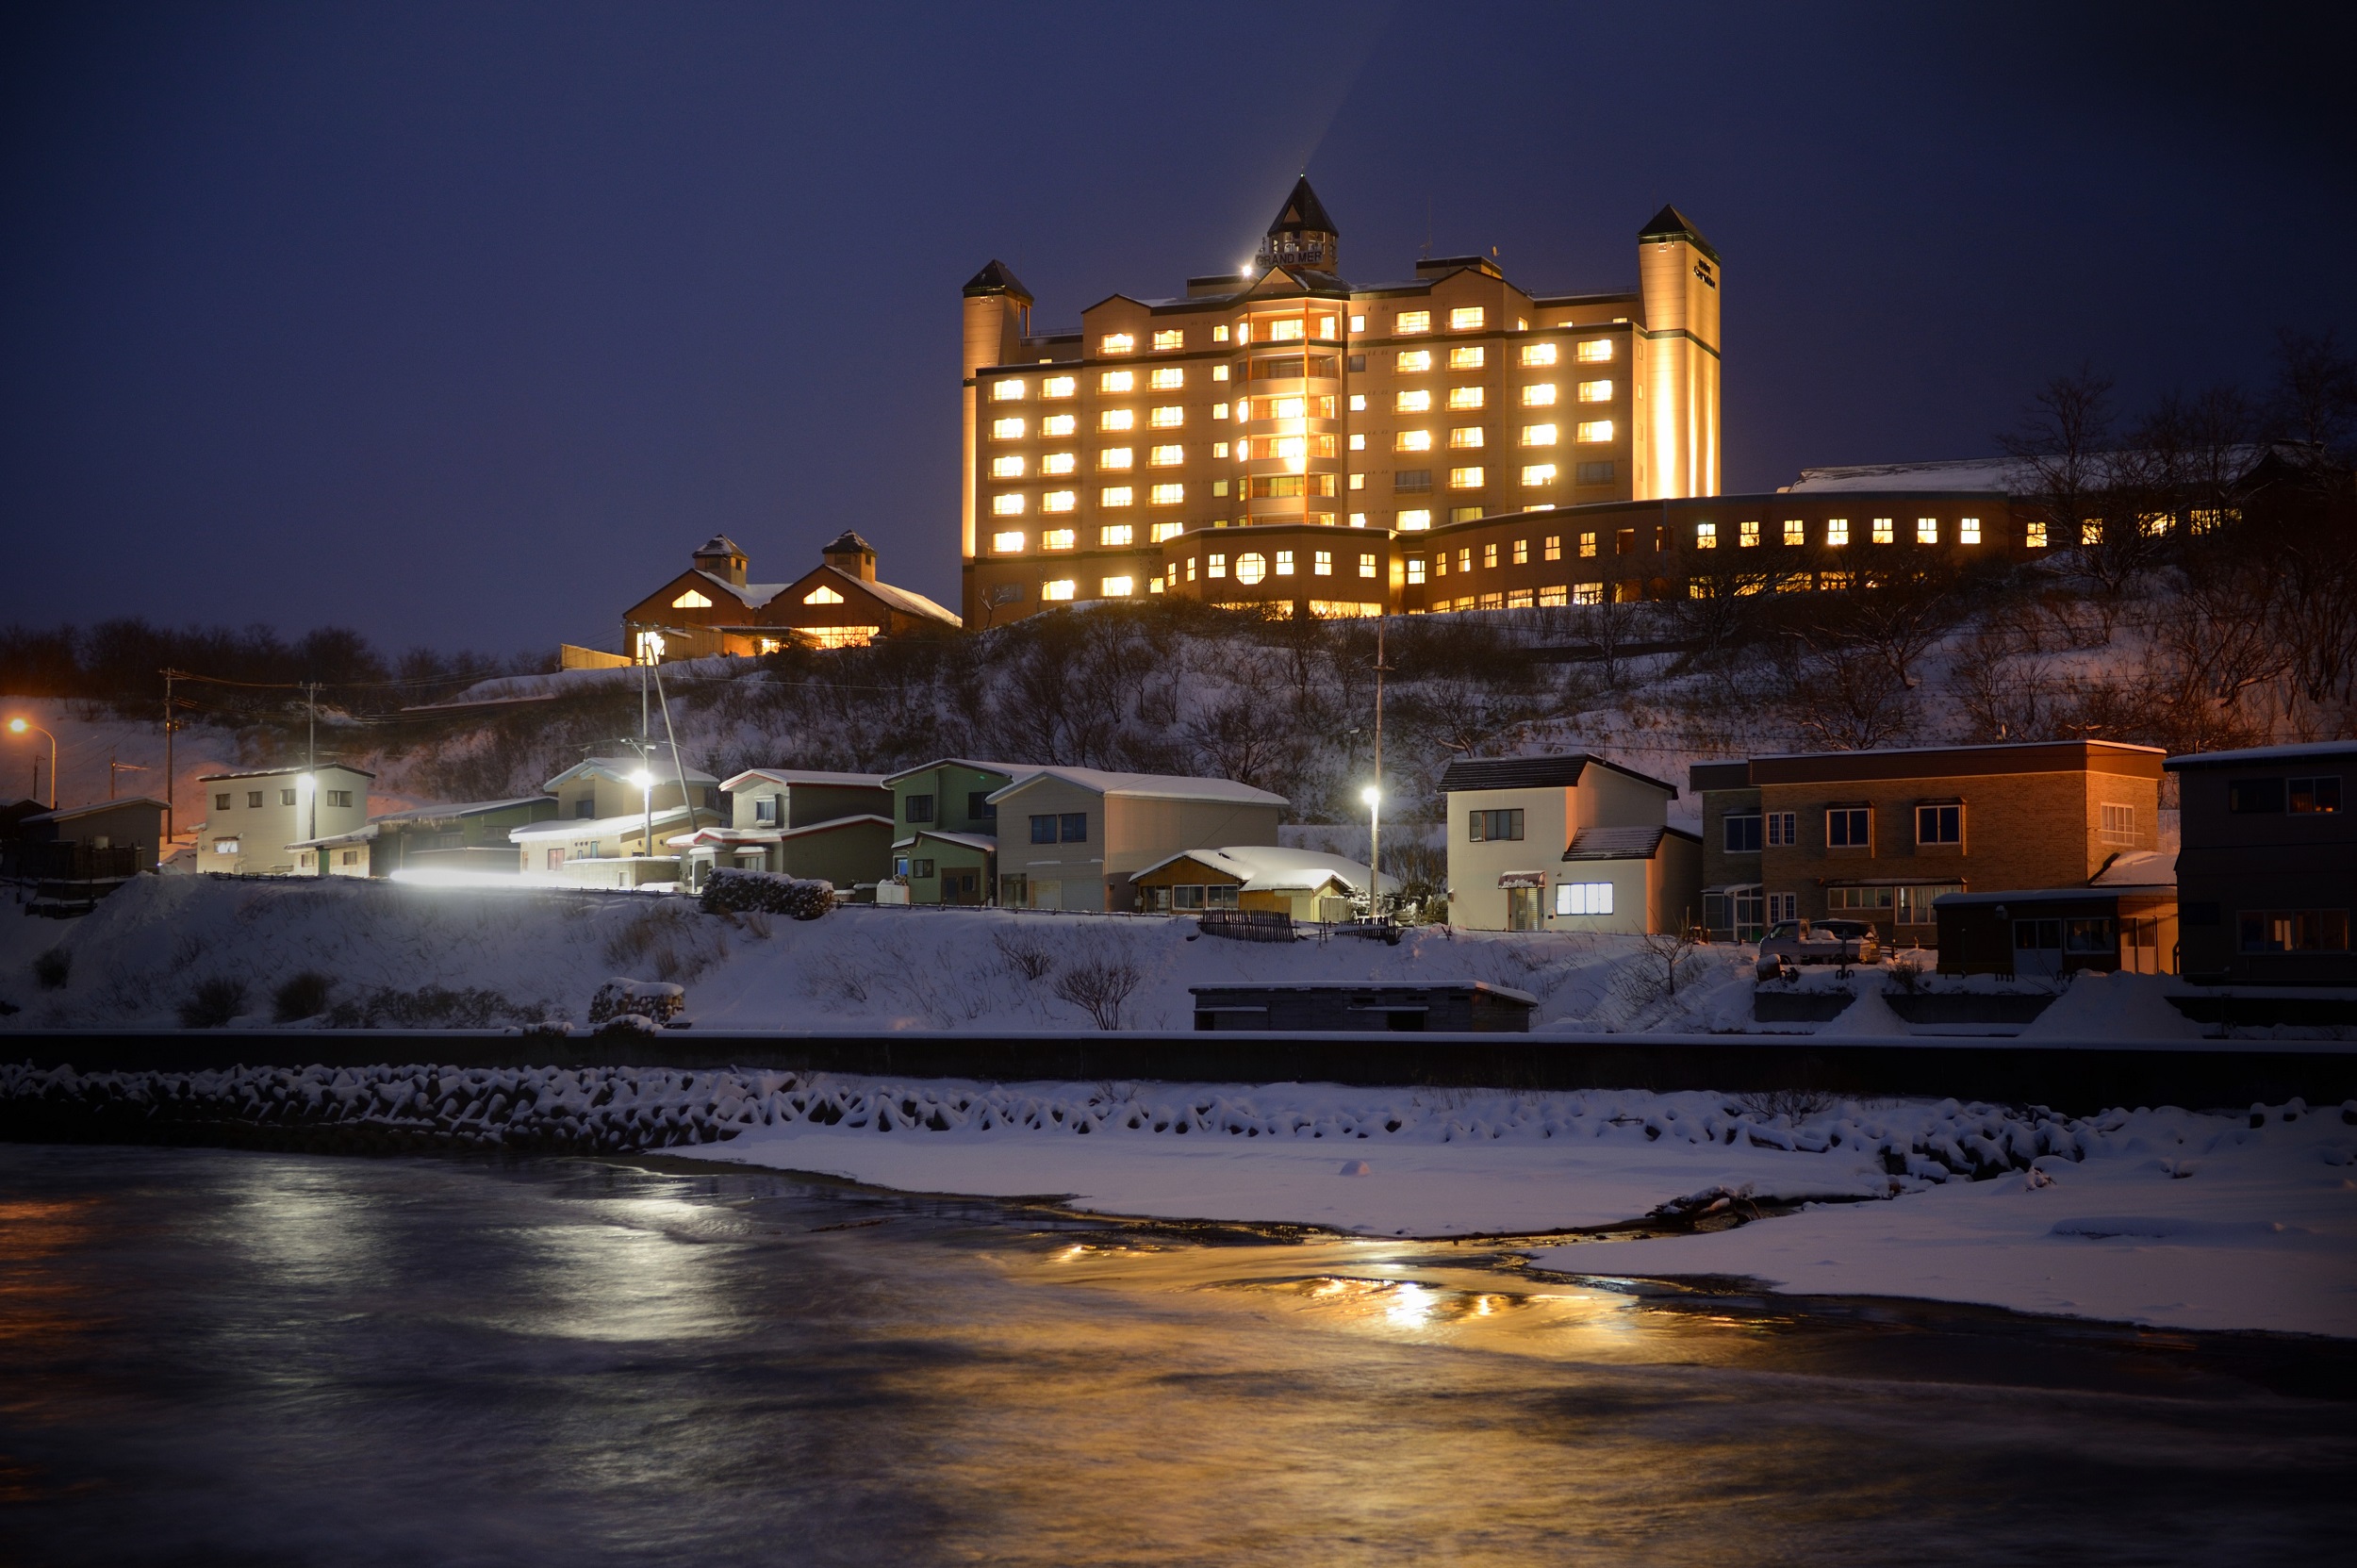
1935;885;2178;979
1131;845;1397;922
1189;982;1538;1032
17;797;170;872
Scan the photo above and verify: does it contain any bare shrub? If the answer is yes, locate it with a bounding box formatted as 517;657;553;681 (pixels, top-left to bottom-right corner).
1614;927;1704;1012
272;970;335;1023
604;900;725;983
993;929;1058;982
32;949;70;991
178;977;249;1029
1053;957;1143;1030
1735;1087;1836;1123
321;985;551;1029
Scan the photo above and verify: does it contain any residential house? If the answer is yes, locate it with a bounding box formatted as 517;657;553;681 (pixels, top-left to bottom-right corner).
1935;872;2180;980
195;766;373;876
1690;740;2166;946
1130;845;1395;921
990;767;1288;911
508;746;720;887
291;795;563;880
2165;740;2354;984
14;797;169;873
669;767;894;889
1438;754;1690;933
621;533;960;662
882;759;1024;904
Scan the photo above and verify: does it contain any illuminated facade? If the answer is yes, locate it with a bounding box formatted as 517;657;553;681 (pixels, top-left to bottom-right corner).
622;532;960;660
960;180;1723;625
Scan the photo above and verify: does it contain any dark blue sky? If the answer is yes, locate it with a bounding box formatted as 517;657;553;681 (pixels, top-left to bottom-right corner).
5;2;2351;654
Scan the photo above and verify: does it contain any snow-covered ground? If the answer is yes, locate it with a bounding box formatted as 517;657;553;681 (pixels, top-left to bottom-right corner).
681;1081;2357;1338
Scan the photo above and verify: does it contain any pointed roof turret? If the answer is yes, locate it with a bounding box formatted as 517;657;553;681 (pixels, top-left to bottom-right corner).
962;258;1033;302
1256;175;1341;274
1638;204;1720;265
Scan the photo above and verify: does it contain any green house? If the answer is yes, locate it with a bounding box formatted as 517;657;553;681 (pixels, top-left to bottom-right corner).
880;758;1023;904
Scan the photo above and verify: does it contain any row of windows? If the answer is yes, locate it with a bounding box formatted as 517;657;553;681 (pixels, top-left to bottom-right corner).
900;791;999;824
1394;421;1610;450
1391;381;1607;408
210;787;354;810
2225;775;2343;815
1719;802;2133;852
1689;516;1988;549
1076;314;1620;356
987;388;1606;441
1171;550;1383;586
991;485;1189;516
1028;812;1090;844
992;522;1185;553
993;368;1209;401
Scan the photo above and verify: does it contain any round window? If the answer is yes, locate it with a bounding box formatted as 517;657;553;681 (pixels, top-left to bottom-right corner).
1235;552;1268;586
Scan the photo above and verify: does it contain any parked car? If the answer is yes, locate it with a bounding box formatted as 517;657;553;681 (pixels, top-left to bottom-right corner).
1755;918;1881;979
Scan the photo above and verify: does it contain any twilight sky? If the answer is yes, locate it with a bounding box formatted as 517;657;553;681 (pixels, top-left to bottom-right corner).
4;1;2351;655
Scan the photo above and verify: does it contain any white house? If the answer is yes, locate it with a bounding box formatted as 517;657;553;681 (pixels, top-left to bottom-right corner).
1438;753;1699;933
194;765;373;876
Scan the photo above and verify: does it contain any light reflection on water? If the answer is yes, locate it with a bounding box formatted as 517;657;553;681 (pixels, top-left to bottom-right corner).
0;1146;2351;1567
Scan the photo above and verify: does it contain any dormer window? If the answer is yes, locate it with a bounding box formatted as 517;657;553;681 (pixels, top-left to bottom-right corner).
671;589;713;608
805;586;845;605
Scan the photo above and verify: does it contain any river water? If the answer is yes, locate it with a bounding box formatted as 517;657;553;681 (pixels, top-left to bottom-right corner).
1;1145;2350;1566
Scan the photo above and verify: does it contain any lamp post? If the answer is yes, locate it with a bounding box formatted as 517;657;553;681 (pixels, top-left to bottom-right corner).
7;718;57;809
1360;784;1381;920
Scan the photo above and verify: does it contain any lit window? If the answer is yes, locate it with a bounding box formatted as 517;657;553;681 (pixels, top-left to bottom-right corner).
1960;516;1982;543
1871;517;1894;544
1826;518;1850;546
1313;550;1332;576
1275;550;1295;576
992;530;1026;553
990;454;1026;479
1270;396;1306;419
1407;556;1426;583
1449;427;1484;449
1507;588;1533;609
1458;549;1472;571
1211;324;1229;342
1521;423;1558;446
1211;402;1228;420
1208;553;1227;578
1578;380;1612;403
1235;552;1267;585
1041;453;1077;476
990;417;1026;439
1212;365;1228;382
1539;586;1566;606
1101;486;1134;507
1150;367;1184;390
1395;430;1432;453
1099;370;1134;395
1100;524;1133;547
1917;517;1938;544
1350;511;1367;524
1449;466;1484;489
1100;334;1135;356
1482;543;1498;569
1042;528;1076;550
1576;339;1612;362
1447;387;1485;410
1151;520;1184;542
1574;582;1603;604
1448;346;1486;370
1521;463;1557;487
1521;343;1558;368
1099;447;1133;470
1148;444;1183;467
1042;492;1077;515
1512;538;1529;565
1522;384;1558;407
1695;521;1718;549
1100;409;1135;432
1043;579;1076;601
1782;519;1805;546
672;588;713;608
2025;520;2049;548
1267;319;1305;342
1348;314;1365;332
2100;803;2135;845
1211;441;1228;457
1042;414;1076;437
1043;376;1077;398
1739;520;1760;547
992;493;1026;517
992;379;1026;402
1575;420;1613;442
1449;306;1485;330
1101;575;1134;596
1396;349;1432;373
1395;388;1432;413
1359;553;1377;578
1315;315;1338;339
1149;483;1184;505
1397;509;1431;530
804;585;844;604
1348;393;1366;411
1397;310;1431;334
1348;432;1366;451
1579;532;1596;558
1152;328;1184;352
1555;882;1614;916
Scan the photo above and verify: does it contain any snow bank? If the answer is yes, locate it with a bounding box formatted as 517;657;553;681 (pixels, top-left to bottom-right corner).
2017;970;2206;1042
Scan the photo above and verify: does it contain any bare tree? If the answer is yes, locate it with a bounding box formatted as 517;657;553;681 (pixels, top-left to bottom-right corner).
2268;326;2357;464
1052;956;1142;1030
1784;647;1916;751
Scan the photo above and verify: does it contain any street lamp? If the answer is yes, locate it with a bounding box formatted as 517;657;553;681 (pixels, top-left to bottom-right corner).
631;767;654;861
6;718;57;809
1360;784;1381;919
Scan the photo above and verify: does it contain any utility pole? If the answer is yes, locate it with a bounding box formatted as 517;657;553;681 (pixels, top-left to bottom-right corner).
162;668;178;844
1371;613;1392;916
306;680;320;870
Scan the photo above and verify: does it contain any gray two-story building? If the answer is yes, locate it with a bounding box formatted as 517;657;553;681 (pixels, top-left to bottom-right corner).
2166;741;2353;984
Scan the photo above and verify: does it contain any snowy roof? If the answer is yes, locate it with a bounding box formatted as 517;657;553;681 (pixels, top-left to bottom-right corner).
687;569;793;611
850;573;961;626
510;804;699;842
23;796;169;825
1129;845;1399;896
669;812;891;849
881;758;1036;786
988;767;1288;809
1754;738;2165;764
542;749;718;791
2092;850;2177;887
1781;456;2026;494
720;767;889;793
197;763;375;782
286;824;378;850
1436;752;1677;797
1562;826;1670;861
890;829;998;854
2163;739;2357;769
367;795;552;825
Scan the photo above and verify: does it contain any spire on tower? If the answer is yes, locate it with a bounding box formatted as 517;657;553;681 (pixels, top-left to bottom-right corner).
1256;175;1340;274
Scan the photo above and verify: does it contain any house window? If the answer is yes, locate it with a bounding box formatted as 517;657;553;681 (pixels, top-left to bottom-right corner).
1695;521;1718;549
2025;520;2049;548
2239;910;2352;952
1521;343;1557;368
1827;807;1872;848
1468;808;1525;842
1782;519;1806;546
2228;778;2284;814
905;794;935;824
1397;310;1431;334
1313;550;1333;576
212;837;239;855
1739;520;1760;547
1871;517;1895;544
1235;553;1267;585
1766;811;1798;847
2100;802;2135;844
1099;335;1134;355
1100;486;1134;507
1576;339;1612;362
1724;811;1762;853
992;494;1026;517
754;797;780;825
967;792;997;822
1448;306;1485;330
1917;517;1938;544
1149;367;1184;390
1101;576;1134;597
1521;464;1558;487
1098;448;1134;471
1397;509;1431;530
1406;556;1426;585
247;791;264;808
1960;517;1982;543
2290;776;2342;814
1826;518;1850;547
1207;553;1227;578
992;530;1026;553
575;799;596;819
1041;454;1077;476
1767;892;1799;924
1359;553;1377;578
1274;551;1295;576
1522;385;1558;409
1555;882;1614;916
1916;803;1962;846
1448;346;1486;370
280;788;297;805
1148;483;1184;506
1100;410;1134;432
1060;812;1088;843
340;850;359;867
1578;532;1597;559
1030;814;1059;845
1573;583;1603;604
326;790;353;808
